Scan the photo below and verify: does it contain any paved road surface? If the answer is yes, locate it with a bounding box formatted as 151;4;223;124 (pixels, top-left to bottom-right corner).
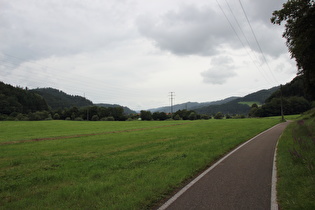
159;122;290;210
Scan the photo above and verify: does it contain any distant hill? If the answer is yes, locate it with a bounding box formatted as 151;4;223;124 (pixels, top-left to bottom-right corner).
30;88;93;110
148;97;240;113
95;103;137;115
148;86;279;115
0;81;49;115
30;87;137;114
238;86;279;104
194;86;279;115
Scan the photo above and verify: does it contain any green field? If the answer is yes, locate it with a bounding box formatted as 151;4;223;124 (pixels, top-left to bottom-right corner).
1;119;279;209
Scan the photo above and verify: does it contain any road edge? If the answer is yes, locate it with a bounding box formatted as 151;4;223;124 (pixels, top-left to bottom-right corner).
271;139;279;210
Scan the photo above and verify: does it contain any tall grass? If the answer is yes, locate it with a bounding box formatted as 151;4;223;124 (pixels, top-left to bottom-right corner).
277;109;315;209
1;118;278;209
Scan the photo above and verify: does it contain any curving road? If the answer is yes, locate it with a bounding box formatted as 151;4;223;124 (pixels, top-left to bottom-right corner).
158;121;290;210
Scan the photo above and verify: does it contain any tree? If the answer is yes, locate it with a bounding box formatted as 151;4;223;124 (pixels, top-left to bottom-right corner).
249;103;259;117
214;112;224;119
140;110;152;121
271;0;315;100
53;113;60;120
173;114;181;120
152;112;169;121
91;115;99;121
188;112;197;120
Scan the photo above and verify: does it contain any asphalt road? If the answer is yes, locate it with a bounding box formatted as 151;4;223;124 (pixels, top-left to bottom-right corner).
158;121;290;210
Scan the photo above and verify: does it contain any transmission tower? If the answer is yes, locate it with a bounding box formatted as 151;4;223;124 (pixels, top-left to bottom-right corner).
169;92;175;114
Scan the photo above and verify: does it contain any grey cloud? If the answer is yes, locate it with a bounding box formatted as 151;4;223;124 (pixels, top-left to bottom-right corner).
137;5;237;56
232;0;288;57
244;0;287;24
0;0;134;62
201;56;237;85
136;1;288;58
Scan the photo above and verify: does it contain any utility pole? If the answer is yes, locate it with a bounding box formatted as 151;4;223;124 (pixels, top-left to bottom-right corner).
280;84;285;122
169;92;175;114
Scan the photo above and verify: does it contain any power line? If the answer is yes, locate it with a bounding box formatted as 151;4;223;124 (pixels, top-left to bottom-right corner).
238;0;278;84
216;0;271;83
223;0;265;68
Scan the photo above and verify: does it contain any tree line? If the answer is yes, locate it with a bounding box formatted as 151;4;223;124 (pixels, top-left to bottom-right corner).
0;82;221;121
248;76;313;117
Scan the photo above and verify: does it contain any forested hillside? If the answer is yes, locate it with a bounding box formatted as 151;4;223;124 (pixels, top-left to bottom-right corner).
250;76;312;117
148;97;240;113
30;88;93;110
266;76;305;102
95;103;136;114
0;83;136;121
194;86;279;115
239;86;279;104
194;101;250;115
0;82;49;116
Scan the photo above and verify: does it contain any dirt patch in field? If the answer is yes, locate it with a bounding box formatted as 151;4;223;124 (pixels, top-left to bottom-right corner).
0;122;191;145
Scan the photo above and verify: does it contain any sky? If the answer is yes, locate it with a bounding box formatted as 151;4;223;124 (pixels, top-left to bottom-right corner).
0;0;297;110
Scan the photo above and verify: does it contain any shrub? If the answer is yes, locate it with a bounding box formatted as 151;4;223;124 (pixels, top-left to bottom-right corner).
53;113;60;120
101;116;115;121
188;112;197;120
214;112;224;119
91;115;99;121
173;114;182;120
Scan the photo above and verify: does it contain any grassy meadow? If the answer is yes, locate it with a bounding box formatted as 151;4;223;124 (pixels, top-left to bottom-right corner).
0;118;280;209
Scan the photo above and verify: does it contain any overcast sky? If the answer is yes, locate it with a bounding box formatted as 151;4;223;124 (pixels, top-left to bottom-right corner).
0;0;297;110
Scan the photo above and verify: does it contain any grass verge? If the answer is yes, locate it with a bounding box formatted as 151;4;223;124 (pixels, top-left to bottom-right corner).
1;118;278;209
277;109;315;209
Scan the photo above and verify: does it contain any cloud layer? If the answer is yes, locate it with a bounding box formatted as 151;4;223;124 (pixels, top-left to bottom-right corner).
0;0;296;110
137;4;234;56
201;56;237;84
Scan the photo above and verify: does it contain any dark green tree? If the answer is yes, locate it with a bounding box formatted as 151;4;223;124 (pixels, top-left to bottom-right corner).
140;110;152;121
152;112;169;121
188;112;197;120
271;0;315;100
214;112;224;119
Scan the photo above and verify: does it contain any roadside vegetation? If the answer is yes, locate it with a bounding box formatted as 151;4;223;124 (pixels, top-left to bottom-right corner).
0;118;279;209
277;109;315;209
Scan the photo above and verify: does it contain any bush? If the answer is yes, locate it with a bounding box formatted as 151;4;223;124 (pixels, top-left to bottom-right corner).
225;114;232;119
188;112;197;120
101;116;115;121
173;114;182;120
200;114;211;120
53;113;60;120
91;115;99;121
214;112;224;119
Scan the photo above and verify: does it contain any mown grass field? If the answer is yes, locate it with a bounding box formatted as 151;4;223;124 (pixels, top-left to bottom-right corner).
0;118;280;209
